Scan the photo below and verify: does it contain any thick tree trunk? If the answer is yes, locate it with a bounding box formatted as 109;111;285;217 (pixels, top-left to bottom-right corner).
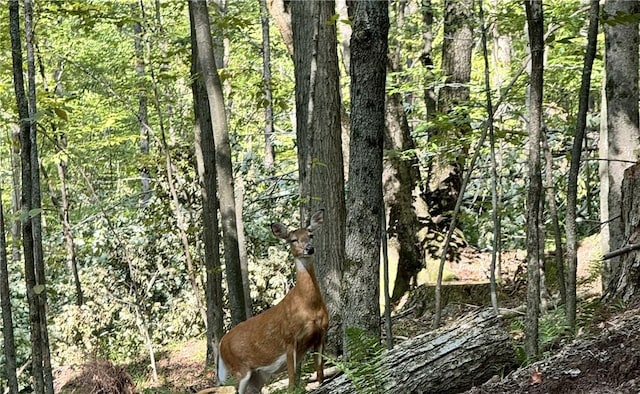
424;0;473;262
384;93;424;304
292;0;347;356
384;0;425;306
311;310;515;394
343;0;388;347
191;0;247;326
603;163;640;303
600;0;640;288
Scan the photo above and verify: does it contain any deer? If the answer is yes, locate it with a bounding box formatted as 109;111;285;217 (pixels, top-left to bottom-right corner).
217;209;329;394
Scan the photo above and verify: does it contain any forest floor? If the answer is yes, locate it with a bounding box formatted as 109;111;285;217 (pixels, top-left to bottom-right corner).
55;234;640;393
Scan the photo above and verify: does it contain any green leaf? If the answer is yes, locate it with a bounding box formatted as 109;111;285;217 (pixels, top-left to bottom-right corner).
18;208;42;222
34;284;46;295
54;107;69;121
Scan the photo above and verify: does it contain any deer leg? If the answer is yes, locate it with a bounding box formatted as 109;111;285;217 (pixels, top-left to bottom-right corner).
315;332;326;383
286;344;297;392
247;372;267;394
237;370;252;394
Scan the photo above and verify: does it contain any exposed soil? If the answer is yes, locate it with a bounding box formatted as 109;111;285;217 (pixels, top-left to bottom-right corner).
466;304;640;394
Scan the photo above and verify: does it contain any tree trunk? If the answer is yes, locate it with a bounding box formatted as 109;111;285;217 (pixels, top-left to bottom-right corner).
266;0;293;55
384;0;425;306
191;0;247;326
311;310;515;394
384;92;424;304
603;163;640;303
423;0;473;262
566;0;599;329
47;59;85;307
600;0;640;289
343;0;388;348
189;2;224;368
0;183;19;394
524;0;544;359
259;0;275;169
542;133;566;306
420;0;436;119
10;0;47;391
10;125;21;266
292;0;347;356
133;8;151;205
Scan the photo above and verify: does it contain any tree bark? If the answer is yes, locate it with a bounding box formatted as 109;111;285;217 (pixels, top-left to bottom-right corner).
424;0;473;262
259;0;275;169
343;0;388;348
600;0;640;288
292;0;347;356
384;0;425;306
10;0;46;391
191;0;247;326
420;0;436;119
566;0;599;329
524;0;544;359
603;163;640;303
0;183;19;394
266;0;293;55
189;2;224;368
311;310;515;394
133;7;151;205
384;92;424;304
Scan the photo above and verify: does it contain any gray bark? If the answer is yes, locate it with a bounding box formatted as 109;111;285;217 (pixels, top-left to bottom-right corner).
603;163;640;303
311;310;515;394
292;0;347;356
343;0;388;346
191;0;247;325
601;0;640;288
384;0;424;305
0;182;18;394
424;0;473;263
189;2;225;367
384;92;423;304
524;0;544;359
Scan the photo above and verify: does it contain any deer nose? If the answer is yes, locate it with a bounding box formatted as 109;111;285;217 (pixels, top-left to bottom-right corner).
305;245;315;255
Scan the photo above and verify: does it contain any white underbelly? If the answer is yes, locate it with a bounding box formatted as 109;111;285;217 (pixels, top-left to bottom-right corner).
256;353;287;375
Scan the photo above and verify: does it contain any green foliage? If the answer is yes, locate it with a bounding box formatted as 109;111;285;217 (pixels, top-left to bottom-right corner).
510;306;572;366
329;328;388;394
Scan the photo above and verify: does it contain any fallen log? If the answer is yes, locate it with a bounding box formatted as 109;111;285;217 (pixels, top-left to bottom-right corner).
311;309;515;394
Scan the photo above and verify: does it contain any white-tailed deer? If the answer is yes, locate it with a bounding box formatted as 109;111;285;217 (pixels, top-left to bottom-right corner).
218;210;328;393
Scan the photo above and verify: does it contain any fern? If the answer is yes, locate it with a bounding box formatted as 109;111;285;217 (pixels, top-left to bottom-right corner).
330;327;388;394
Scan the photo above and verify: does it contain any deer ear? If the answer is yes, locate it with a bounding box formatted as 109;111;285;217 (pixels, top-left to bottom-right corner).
271;222;289;239
307;209;324;231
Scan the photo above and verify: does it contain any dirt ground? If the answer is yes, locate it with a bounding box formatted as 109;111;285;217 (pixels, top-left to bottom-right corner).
466;304;640;394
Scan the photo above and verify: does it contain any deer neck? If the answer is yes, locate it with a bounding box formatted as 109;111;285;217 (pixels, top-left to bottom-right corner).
294;256;322;296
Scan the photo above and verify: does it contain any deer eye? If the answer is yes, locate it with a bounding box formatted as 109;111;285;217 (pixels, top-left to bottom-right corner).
289;238;298;244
